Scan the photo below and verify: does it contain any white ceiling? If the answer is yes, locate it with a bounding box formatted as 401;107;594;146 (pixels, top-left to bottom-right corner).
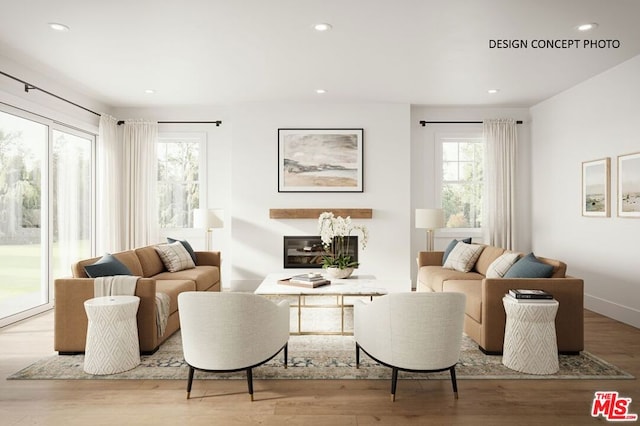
1;0;639;108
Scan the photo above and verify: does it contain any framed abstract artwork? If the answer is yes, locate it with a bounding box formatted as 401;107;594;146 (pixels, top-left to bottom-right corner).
617;152;640;218
278;128;364;192
582;158;610;217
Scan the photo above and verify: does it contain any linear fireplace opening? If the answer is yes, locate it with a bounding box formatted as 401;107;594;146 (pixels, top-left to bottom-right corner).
283;235;358;269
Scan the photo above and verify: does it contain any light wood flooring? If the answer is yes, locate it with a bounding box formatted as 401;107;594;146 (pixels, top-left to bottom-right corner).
0;309;638;425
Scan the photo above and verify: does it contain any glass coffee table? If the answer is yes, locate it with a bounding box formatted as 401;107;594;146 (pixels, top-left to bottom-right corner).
254;272;411;335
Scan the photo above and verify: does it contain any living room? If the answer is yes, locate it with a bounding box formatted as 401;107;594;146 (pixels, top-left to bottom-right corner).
1;1;639;424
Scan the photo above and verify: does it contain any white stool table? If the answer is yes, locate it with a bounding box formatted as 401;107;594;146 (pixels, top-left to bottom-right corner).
502;296;559;375
84;295;141;375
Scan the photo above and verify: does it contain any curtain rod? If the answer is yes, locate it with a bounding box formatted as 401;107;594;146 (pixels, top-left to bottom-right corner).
116;120;222;126
0;70;101;117
1;70;223;127
420;120;523;126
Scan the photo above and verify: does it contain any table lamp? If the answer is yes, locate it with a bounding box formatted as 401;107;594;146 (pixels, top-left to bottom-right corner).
193;208;224;250
415;208;444;251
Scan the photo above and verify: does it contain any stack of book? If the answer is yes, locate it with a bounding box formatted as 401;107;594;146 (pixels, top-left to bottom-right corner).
278;273;331;288
506;289;555;303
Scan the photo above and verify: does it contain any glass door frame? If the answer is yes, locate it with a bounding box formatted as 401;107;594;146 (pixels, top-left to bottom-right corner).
0;103;96;327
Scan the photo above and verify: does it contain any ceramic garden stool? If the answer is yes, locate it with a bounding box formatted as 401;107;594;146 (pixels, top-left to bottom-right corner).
83;295;140;375
502;296;560;375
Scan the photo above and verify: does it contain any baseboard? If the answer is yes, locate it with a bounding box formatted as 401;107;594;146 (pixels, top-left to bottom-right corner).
585;294;640;329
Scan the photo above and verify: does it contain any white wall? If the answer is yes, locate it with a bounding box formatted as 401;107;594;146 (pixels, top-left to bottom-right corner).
530;54;640;328
229;103;411;291
409;106;531;284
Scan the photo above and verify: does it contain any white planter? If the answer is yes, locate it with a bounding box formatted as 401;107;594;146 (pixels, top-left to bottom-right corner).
325;267;354;279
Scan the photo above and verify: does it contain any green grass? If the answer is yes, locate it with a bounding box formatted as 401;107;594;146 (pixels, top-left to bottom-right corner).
0;244;41;294
0;241;90;302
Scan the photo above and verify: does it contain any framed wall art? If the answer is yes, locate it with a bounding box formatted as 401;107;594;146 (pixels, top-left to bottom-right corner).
617;152;640;218
582;158;610;217
278;128;364;192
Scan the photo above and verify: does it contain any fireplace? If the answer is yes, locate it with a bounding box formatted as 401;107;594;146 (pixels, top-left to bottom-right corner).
283;235;358;269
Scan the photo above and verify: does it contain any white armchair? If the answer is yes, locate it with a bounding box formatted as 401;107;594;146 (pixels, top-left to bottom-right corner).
354;292;466;401
177;292;289;400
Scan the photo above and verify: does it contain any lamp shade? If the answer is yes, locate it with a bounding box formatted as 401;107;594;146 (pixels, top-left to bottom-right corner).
193;208;224;229
415;208;444;230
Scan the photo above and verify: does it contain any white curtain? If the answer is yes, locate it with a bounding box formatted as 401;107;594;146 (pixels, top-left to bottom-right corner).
123;120;159;248
97;116;158;252
55;140;81;272
97;114;125;252
484;119;518;250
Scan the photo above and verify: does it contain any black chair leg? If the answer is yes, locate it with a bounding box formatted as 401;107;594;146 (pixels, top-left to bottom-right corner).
246;367;254;401
450;366;459;399
186;366;195;399
355;343;360;369
391;367;399;402
284;343;288;369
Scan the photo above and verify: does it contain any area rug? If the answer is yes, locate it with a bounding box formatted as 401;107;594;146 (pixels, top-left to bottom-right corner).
7;331;633;381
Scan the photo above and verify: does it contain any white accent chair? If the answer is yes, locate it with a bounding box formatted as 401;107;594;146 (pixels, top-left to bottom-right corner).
354;292;466;401
178;292;289;400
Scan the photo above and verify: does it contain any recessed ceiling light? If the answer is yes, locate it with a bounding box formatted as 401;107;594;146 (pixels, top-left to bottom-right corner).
315;89;327;94
144;89;155;94
577;22;598;32
314;23;332;32
488;89;500;94
48;22;70;32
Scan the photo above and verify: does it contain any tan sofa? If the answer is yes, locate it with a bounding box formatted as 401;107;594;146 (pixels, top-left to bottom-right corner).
417;245;584;354
54;244;221;355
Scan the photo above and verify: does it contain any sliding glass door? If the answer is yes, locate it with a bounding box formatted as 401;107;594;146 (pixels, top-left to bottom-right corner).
0;106;94;326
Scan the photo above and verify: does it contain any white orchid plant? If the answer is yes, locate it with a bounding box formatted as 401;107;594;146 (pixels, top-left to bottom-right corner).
317;211;368;269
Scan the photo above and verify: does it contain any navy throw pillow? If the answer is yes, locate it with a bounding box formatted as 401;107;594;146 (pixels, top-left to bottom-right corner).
84;253;132;278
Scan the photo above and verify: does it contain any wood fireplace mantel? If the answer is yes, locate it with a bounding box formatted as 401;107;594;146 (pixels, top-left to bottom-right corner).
269;208;373;219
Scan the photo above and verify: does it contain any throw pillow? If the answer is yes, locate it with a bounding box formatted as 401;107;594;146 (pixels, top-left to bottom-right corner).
167;237;197;263
443;242;485;273
155;241;196;272
486;252;520;278
442;238;472;265
84;253;132;278
503;252;554;278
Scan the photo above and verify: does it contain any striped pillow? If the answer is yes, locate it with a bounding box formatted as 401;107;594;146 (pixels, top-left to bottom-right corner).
443;242;485;273
154;241;196;272
486;252;520;278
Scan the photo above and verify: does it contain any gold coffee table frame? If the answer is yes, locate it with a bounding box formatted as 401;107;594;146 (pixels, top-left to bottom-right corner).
255;273;412;336
276;293;381;336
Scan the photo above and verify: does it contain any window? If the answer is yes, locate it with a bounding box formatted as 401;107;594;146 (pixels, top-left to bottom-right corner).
0;106;94;326
157;133;206;229
438;134;484;229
